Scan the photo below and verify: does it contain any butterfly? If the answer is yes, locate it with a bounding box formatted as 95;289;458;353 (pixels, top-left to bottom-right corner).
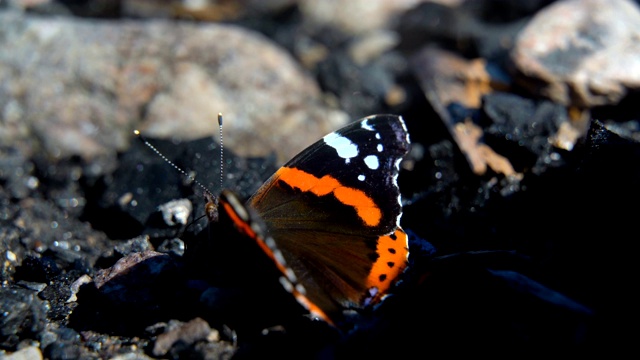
136;114;410;327
203;114;411;327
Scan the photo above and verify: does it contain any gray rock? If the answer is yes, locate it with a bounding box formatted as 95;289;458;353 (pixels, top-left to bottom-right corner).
0;287;48;349
0;10;348;170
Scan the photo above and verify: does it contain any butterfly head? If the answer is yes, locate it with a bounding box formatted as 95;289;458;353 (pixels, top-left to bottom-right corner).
204;191;219;224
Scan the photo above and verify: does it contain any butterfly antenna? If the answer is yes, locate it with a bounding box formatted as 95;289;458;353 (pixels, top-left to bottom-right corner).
218;112;224;190
133;129;215;202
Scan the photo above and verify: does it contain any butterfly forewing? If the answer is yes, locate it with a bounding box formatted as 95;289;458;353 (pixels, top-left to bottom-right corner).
247;115;411;323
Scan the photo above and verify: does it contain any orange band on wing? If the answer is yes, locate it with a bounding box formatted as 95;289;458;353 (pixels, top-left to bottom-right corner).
276;167;382;227
288;283;335;327
221;201;290;278
221;199;336;326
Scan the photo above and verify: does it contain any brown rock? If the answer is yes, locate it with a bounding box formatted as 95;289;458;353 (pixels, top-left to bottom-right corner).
511;0;640;107
411;46;514;174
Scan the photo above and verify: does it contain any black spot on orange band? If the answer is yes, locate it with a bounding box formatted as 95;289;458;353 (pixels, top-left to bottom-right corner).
365;228;409;295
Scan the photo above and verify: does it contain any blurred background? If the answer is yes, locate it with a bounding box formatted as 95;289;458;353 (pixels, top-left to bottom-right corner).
1;0;639;358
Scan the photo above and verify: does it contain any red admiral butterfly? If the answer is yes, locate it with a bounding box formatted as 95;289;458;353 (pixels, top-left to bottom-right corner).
137;114;411;327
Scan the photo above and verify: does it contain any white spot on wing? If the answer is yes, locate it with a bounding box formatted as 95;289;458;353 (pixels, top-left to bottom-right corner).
226;193;249;221
295;283;306;295
377;143;383;152
394;157;402;171
279;277;293;292
285;267;297;282
358;174;365;181
398;116;411;144
361;119;375;131
273;248;287;267
364;155;379;170
396;194;403;227
324;132;358;163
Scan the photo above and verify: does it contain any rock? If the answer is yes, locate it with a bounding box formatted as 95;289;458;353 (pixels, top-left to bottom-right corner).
511;0;640;107
0;345;43;360
151;317;222;357
93;251;175;296
0;287;48;349
0;10;348;168
299;0;425;35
